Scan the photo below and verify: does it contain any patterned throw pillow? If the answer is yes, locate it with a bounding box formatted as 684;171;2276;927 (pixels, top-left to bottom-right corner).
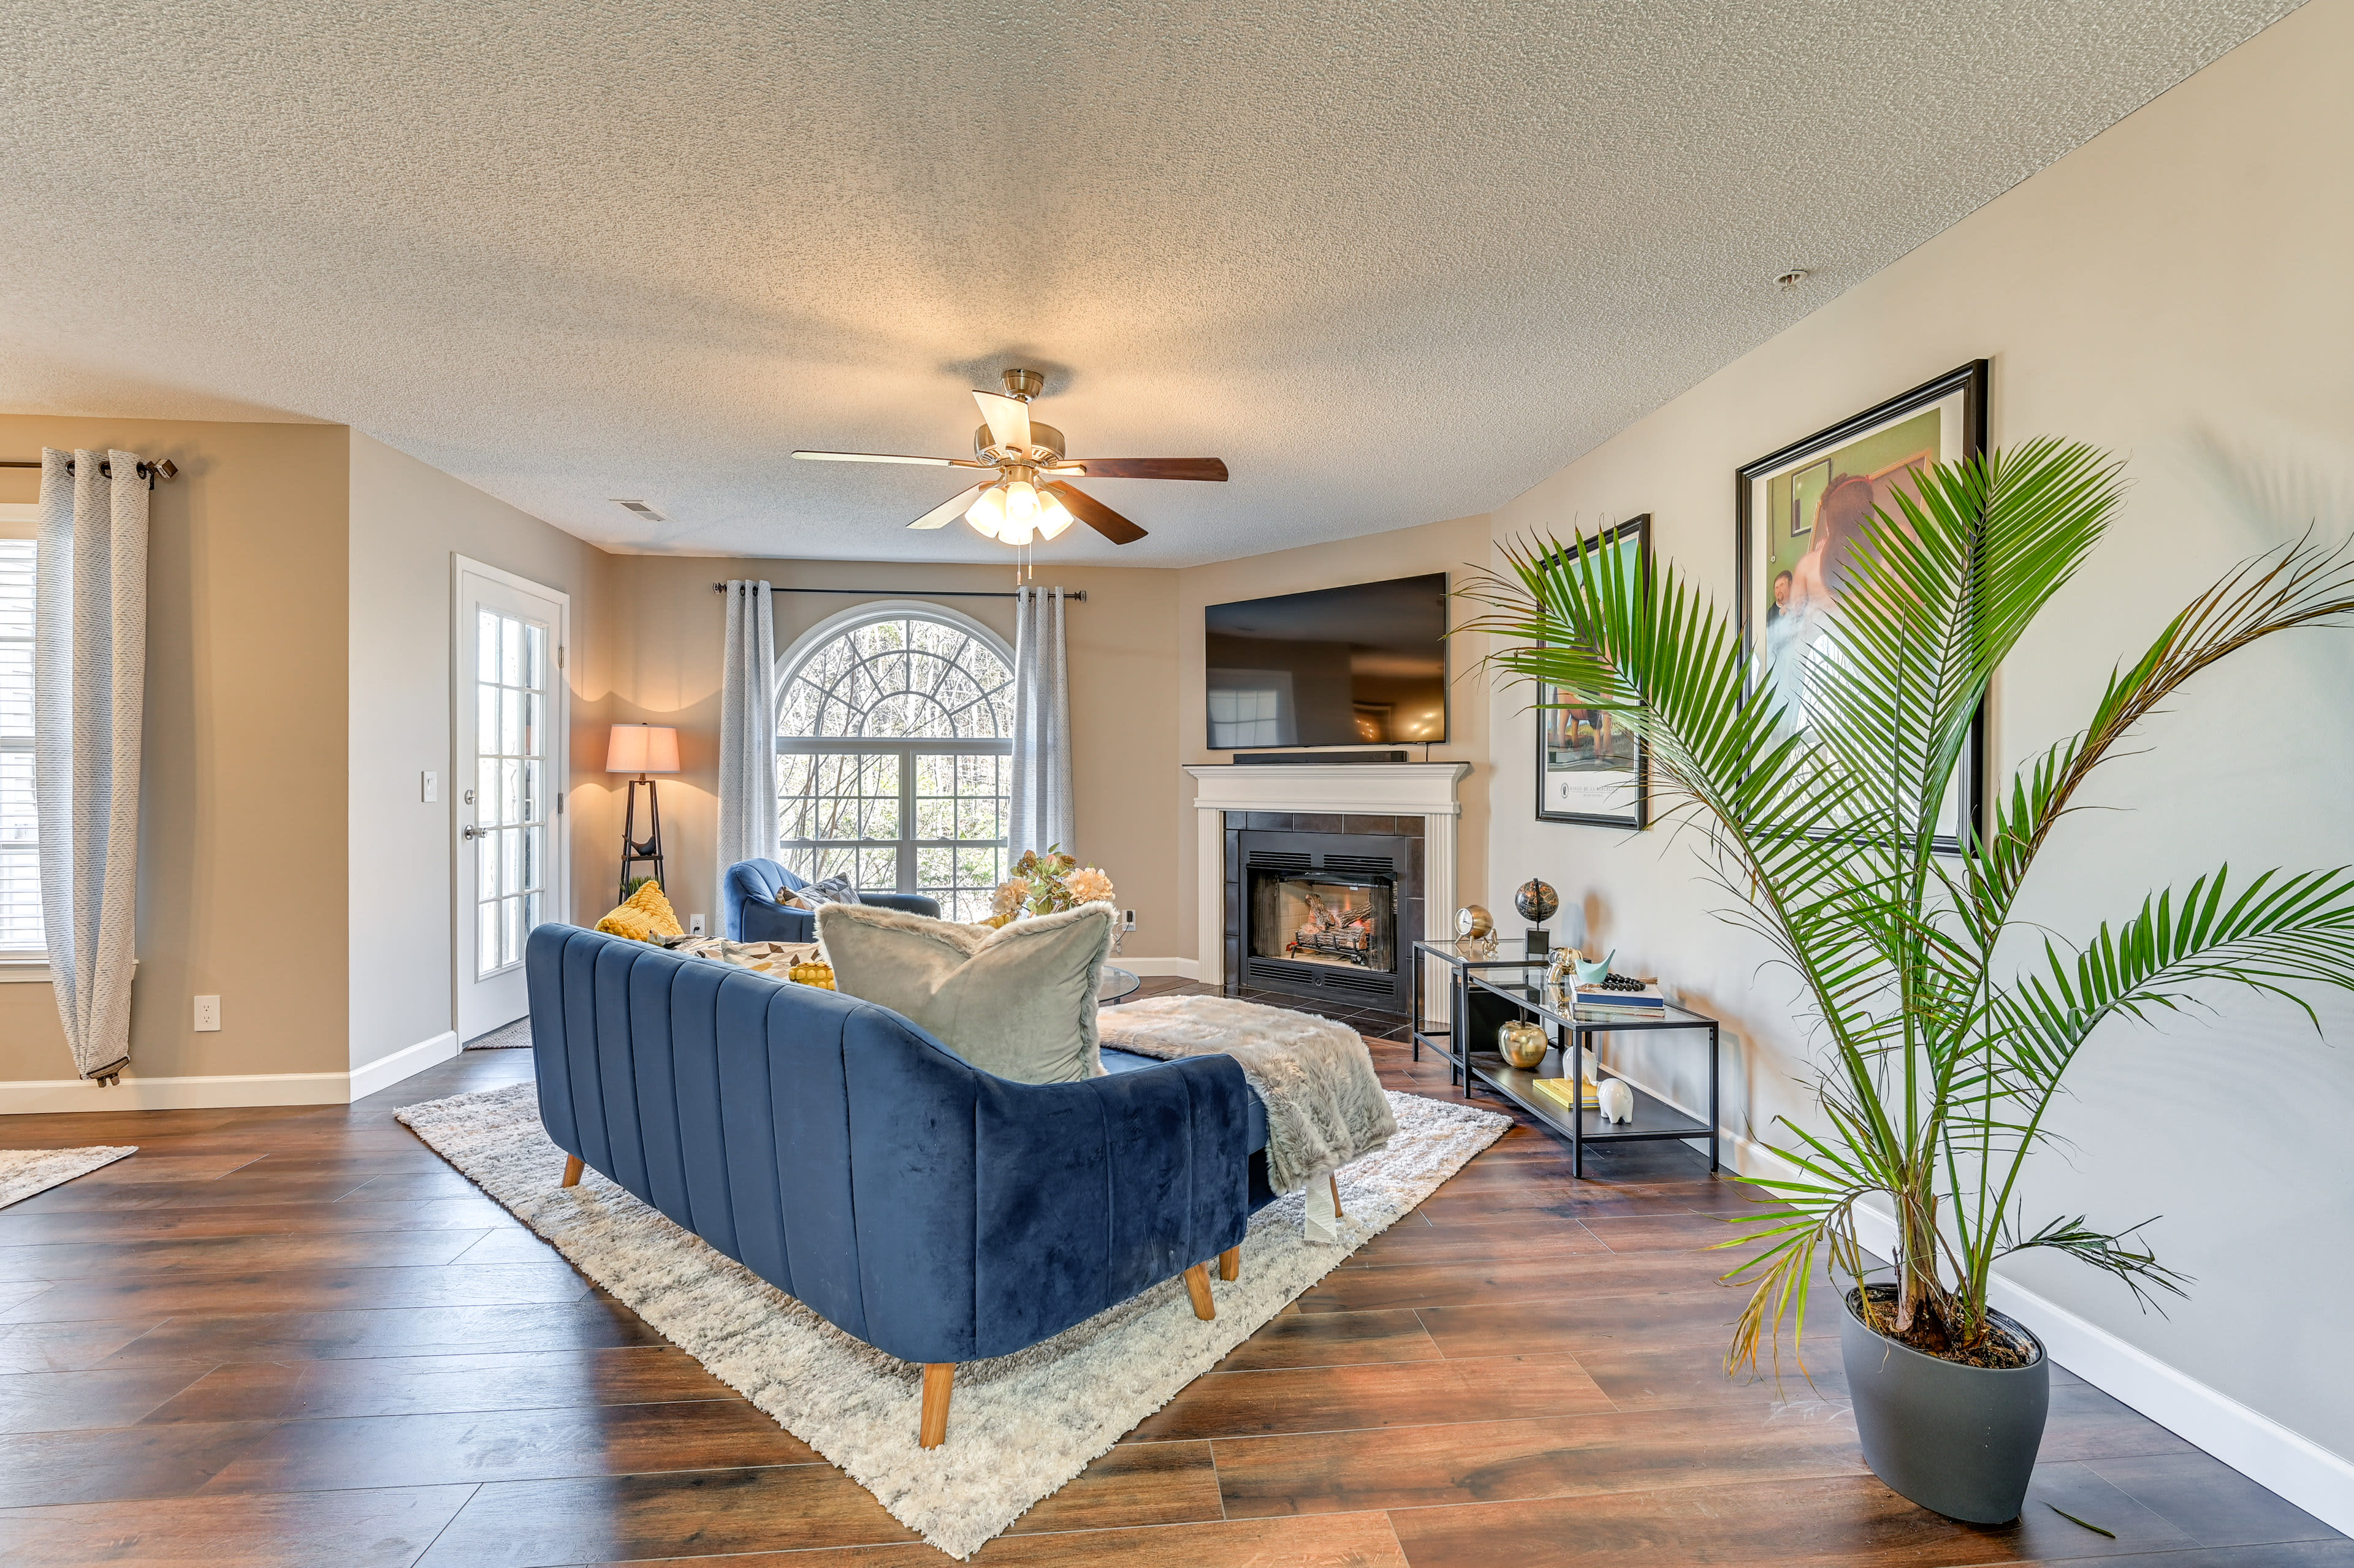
796;875;863;908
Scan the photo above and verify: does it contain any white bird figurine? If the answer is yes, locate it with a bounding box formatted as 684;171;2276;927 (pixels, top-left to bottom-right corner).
1598;1078;1635;1124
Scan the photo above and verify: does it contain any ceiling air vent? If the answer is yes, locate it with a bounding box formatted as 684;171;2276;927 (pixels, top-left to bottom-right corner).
612;499;666;522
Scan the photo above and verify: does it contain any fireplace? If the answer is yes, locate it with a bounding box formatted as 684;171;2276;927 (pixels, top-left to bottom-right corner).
1236;828;1414;1012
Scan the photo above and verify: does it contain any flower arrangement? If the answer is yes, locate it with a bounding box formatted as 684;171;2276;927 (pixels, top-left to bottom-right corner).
985;845;1117;928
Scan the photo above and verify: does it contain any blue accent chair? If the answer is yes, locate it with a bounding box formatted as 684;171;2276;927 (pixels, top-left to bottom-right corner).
721;857;941;943
526;924;1273;1448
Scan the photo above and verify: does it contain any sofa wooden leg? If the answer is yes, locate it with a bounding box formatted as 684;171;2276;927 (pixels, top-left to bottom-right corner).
1329;1172;1343;1218
562;1155;584;1188
1183;1262;1216;1320
920;1363;956;1448
1218;1246;1240;1282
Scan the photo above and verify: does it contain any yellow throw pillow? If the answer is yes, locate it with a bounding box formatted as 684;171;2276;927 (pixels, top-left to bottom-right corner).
596;904;658;942
622;880;685;939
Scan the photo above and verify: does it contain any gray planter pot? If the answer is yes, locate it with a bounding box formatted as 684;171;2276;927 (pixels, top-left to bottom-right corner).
1840;1286;2050;1523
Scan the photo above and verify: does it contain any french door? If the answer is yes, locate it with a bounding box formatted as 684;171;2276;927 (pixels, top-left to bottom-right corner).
454;561;569;1041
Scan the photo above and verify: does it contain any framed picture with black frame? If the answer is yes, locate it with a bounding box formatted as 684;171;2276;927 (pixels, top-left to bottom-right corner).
1534;514;1651;829
1735;360;1988;853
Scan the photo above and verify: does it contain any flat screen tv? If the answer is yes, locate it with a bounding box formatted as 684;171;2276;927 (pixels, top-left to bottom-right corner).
1204;573;1448;749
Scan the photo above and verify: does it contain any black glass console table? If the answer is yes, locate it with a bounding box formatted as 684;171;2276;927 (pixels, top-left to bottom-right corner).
1413;937;1720;1177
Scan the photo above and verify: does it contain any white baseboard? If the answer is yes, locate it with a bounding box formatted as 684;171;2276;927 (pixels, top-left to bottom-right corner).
0;1029;463;1114
1120;957;1200;979
1609;1067;2354;1536
349;1030;460;1100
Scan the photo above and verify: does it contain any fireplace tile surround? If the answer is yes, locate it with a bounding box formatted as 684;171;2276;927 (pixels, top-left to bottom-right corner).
1184;763;1471;1016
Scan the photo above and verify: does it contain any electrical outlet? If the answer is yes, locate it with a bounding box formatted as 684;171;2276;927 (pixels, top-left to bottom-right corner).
421;769;439;803
688;913;707;936
1122;909;1137;931
193;995;221;1032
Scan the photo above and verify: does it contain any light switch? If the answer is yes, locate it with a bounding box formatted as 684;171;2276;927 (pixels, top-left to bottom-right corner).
421;770;440;803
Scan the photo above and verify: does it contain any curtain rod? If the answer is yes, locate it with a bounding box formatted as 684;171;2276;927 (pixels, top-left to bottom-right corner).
2;457;178;489
712;583;1086;601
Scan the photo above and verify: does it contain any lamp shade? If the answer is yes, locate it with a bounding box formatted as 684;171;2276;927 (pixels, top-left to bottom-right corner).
606;723;680;774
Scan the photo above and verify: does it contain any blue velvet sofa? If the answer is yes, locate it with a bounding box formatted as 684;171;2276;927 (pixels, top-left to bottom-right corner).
721;857;940;943
526;923;1273;1447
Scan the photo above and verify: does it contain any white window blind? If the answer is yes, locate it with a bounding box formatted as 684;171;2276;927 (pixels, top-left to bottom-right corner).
0;538;39;954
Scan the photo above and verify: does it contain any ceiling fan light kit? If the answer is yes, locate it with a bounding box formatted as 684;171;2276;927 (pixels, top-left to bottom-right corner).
791;367;1230;550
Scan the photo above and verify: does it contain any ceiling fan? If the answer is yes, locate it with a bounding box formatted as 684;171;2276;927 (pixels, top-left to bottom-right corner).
792;368;1227;546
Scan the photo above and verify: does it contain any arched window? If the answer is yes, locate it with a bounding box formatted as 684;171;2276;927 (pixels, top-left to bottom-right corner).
775;603;1015;922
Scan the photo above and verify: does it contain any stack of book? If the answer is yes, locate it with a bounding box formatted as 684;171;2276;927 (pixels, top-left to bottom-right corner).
1569;978;1667;1021
1529;1075;1598;1114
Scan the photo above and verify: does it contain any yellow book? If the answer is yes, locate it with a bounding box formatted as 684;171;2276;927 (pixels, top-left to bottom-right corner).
1529;1075;1598;1111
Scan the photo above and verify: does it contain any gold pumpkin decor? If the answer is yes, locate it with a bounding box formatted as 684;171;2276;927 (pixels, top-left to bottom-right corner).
1498;1019;1549;1069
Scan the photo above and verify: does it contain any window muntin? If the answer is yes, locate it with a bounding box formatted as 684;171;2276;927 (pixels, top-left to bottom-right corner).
777;611;1013;923
0;539;34;954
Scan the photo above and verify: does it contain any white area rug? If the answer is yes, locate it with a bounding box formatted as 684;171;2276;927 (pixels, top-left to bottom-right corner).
0;1146;135;1208
398;1080;1506;1558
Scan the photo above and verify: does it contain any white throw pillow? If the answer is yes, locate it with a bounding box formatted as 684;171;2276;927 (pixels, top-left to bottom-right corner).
817;902;1114;1084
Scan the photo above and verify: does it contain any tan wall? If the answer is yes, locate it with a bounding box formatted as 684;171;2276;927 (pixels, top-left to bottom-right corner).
1175;514;1493;970
347;433;610;1065
0;417;350;1084
589;557;1186;956
1485;0;2354;1462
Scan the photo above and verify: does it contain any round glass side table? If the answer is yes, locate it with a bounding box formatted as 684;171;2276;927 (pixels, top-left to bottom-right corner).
1097;965;1142;1003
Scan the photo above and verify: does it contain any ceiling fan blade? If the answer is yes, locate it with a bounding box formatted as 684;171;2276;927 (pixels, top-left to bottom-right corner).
1043;481;1147;545
972;390;1033;454
909;484;989;530
793;450;963;465
1057;457;1228;481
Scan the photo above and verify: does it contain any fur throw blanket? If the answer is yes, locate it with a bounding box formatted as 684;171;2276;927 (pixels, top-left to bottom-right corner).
1097;995;1396;1193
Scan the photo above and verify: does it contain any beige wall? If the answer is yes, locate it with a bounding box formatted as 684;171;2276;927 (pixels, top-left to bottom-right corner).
1485;0;2354;1466
347;433;609;1065
0;416;351;1086
1175;514;1493;972
588;556;1187;956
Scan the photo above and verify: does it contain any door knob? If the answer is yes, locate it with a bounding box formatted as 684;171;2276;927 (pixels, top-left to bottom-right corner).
462;823;493;840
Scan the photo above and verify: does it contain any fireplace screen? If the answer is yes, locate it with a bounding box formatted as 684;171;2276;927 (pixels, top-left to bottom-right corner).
1249;872;1396;975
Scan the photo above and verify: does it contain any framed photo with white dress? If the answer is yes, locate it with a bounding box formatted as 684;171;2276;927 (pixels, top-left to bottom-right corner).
1534;514;1650;829
1735;360;1988;852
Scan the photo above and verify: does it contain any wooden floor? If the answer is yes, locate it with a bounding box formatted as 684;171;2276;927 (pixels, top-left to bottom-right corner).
0;993;2342;1567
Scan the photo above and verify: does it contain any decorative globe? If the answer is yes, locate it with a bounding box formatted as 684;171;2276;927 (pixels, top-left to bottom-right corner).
1515;878;1560;925
1455;904;1494;938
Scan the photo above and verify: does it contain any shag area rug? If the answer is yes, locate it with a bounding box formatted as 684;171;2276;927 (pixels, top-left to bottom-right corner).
398;1079;1507;1558
0;1145;135;1208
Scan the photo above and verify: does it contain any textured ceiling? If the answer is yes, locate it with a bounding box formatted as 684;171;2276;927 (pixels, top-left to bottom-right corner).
0;1;2298;565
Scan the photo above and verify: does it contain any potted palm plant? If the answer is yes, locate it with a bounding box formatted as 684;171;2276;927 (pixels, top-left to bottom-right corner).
1463;440;2354;1523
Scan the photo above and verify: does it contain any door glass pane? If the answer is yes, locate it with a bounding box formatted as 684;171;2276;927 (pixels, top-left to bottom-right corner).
471;606;558;982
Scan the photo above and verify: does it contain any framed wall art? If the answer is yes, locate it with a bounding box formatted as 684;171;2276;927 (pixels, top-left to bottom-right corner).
1735;360;1988;851
1534;514;1650;829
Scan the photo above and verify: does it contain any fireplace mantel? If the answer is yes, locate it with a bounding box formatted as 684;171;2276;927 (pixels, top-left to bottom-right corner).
1184;762;1471;995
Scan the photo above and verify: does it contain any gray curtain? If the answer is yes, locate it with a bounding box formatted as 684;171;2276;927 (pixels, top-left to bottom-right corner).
36;449;148;1084
1009;586;1073;856
715;580;780;878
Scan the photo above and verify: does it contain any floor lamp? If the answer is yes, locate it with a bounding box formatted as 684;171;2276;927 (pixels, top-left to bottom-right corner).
608;723;680;902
